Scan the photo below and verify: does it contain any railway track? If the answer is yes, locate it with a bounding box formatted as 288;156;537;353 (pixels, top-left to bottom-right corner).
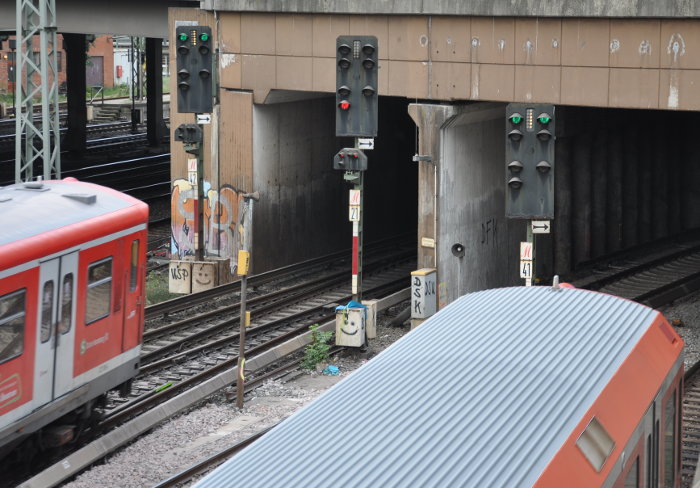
17;238;415;487
573;239;700;309
0;120;138;151
102;249;414;426
144;234;412;319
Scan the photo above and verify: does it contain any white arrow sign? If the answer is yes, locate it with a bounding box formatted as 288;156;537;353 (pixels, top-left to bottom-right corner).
197;114;212;124
531;220;551;234
358;138;374;150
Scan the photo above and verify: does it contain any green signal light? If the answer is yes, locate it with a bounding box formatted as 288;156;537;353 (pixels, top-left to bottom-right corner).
509;113;523;125
537;114;551;124
178;33;188;42
200;33;209;42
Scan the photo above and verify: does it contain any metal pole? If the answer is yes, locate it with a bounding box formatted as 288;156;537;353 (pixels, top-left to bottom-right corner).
237;269;247;409
349;138;365;301
353;172;364;301
526;223;535;286
236;192;258;408
196;125;205;261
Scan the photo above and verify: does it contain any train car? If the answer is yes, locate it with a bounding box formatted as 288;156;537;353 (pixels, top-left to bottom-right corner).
0;178;148;459
194;285;683;488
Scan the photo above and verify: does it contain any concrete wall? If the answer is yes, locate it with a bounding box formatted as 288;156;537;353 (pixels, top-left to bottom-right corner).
214;11;700;112
437;104;524;303
0;1;194;36
203;0;700;18
252;96;348;271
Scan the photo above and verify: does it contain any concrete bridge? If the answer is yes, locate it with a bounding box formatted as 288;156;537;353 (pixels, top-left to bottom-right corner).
166;2;700;305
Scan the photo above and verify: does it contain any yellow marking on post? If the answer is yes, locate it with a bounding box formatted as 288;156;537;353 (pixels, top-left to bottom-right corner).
237;250;250;275
239;359;246;381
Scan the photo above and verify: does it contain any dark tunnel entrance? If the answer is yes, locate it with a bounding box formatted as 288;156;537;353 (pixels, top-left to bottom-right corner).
550;106;700;278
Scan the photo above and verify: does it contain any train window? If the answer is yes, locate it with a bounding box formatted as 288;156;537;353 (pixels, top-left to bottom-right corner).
130;240;139;292
624;456;639;488
59;273;73;334
646;434;652;486
654;420;659;487
0;290;25;364
664;389;677;486
576;416;615;472
40;281;54;343
86;258;112;324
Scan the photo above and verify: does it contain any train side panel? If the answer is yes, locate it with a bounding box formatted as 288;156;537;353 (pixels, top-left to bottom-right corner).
0;180;148;455
73;238;125;376
535;315;683;487
121;230;147;352
0;267;39;427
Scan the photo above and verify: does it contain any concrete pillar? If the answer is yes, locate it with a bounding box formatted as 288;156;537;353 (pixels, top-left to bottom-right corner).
622;125;639;248
667;111;682;235
607;115;624;253
638;116;653;243
63;33;87;156
682;112;700;229
572;129;592;266
146;38;166;147
408;103;457;271
553;128;572;276
651;117;669;240
590;116;607;258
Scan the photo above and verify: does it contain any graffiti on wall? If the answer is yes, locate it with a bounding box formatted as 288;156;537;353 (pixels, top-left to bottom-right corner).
171;180;243;259
204;185;241;257
171;179;197;258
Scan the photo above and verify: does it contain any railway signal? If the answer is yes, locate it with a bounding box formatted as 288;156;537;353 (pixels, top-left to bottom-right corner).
175;26;213;114
333;148;368;171
506;103;555;286
505;103;555;219
336;35;378;137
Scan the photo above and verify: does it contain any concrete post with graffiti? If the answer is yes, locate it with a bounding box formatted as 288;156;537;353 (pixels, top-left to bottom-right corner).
169;180;245;293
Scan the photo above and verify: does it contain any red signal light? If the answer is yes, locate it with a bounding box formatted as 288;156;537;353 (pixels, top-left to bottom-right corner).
338;100;351;110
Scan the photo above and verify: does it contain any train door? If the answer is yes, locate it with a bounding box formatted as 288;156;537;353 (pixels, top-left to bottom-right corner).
34;252;78;406
122;238;143;351
641;404;655;488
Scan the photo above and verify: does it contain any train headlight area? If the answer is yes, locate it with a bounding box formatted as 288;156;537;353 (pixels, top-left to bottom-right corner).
193;286;683;488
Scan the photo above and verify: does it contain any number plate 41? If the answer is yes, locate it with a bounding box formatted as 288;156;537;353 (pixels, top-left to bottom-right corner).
520;260;532;279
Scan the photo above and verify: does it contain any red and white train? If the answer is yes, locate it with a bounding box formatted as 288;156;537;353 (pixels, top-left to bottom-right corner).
0;178;148;459
195;284;684;488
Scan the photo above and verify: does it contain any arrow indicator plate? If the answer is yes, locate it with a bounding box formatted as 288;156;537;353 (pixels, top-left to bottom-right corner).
531;220;551;234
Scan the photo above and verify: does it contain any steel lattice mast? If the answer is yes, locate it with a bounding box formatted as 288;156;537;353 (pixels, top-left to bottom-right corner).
15;0;61;182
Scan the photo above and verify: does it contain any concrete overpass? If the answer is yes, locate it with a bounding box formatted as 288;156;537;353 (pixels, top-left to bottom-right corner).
202;0;700;18
0;0;196;37
166;2;700;305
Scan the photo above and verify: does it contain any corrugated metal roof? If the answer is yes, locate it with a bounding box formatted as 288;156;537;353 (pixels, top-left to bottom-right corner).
0;180;134;246
195;286;658;488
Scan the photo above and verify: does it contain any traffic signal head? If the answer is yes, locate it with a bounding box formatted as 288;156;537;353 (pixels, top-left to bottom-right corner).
336;35;378;138
505;103;555;219
333;148;368;171
175;25;213;114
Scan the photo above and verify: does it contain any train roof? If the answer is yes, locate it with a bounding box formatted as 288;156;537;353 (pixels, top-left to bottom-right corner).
195;286;681;488
0;179;146;248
